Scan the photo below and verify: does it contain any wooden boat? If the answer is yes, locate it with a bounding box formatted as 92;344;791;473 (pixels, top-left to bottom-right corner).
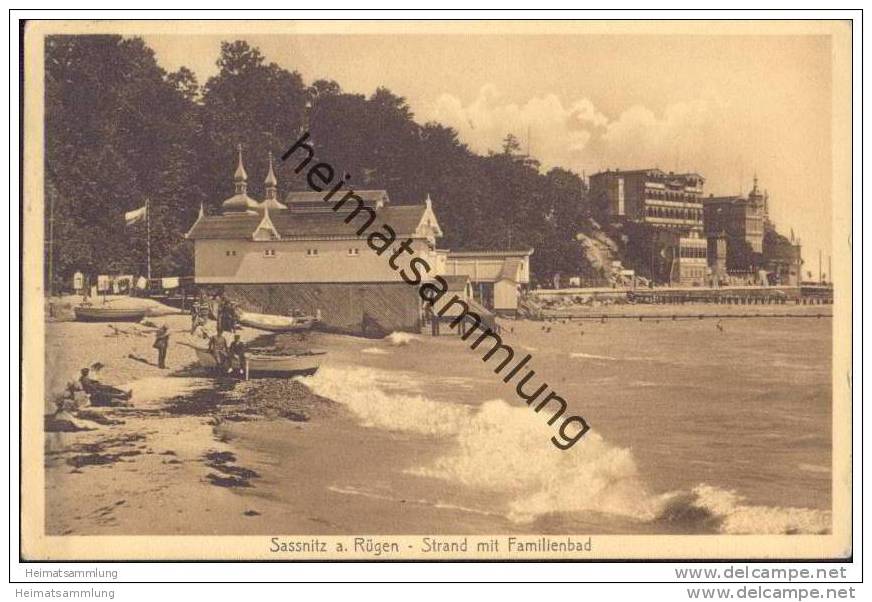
74;306;147;322
245;351;325;380
237;310;318;333
192;346;324;379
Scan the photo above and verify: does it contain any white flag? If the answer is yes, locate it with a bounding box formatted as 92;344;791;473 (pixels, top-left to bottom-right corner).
125;204;147;226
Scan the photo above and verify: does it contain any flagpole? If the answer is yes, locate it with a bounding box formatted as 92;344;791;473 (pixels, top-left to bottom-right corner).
146;198;151;282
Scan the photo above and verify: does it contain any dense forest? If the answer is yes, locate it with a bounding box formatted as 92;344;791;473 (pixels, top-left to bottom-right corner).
44;36;594;289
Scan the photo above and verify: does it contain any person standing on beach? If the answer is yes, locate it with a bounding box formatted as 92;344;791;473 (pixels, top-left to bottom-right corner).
427;304;439;336
208;332;230;374
223;301;238;334
190;302;206;335
216;298;226;336
153;325;170;369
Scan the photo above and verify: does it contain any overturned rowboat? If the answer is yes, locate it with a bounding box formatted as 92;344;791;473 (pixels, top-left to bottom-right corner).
237;310;319;333
74;306;147;322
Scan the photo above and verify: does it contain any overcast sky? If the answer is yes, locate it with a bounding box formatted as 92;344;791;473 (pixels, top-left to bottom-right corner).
144;32;834;263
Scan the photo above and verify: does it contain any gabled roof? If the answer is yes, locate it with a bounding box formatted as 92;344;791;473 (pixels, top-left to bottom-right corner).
285;189;390;206
252;206;281;241
187;203;431;241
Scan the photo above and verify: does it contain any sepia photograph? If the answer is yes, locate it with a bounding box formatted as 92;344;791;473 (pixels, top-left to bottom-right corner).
18;18;854;564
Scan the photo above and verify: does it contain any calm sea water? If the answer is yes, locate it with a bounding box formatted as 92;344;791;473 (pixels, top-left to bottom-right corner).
235;316;832;535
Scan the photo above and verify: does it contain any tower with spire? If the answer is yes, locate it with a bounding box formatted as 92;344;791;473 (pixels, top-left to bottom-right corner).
234;144;247;194
222;144;261;213
261;151;287;210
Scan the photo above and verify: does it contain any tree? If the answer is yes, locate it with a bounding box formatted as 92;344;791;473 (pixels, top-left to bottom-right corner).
45;35;202;283
501;133;522;156
44;37;602;287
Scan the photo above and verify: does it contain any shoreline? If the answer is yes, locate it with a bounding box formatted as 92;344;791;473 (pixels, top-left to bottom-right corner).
525;303;833;320
43;310;832;537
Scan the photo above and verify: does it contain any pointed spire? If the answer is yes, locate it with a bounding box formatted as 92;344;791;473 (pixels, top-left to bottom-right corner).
264;151;278;200
198;201;205;220
234;144;248;194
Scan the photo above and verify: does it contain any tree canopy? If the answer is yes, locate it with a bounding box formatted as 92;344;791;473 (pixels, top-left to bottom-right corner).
44;37;593;289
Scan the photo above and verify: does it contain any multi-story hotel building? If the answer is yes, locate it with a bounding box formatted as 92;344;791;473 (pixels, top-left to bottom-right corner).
589;168;707;285
703;176;767;253
702;176;768;280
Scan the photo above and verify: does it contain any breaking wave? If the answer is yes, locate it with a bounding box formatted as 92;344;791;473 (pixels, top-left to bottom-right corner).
304;365;469;436
302;365;830;534
652;485;831;534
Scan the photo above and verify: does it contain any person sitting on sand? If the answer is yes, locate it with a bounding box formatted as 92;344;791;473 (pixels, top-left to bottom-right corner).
78;367;132;407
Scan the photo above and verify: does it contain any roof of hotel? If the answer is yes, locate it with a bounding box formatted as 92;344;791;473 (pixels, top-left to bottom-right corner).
591;168;704;182
186;203;429;240
447;248;534;257
703;195;746;204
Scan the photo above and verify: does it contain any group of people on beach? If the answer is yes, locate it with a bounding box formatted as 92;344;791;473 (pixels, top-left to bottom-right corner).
205;331;247;378
190;295;247;377
191;295;239;336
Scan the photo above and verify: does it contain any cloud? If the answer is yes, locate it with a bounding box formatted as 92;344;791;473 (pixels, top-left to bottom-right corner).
419;85;829;260
422;85;730;177
423;85;609;168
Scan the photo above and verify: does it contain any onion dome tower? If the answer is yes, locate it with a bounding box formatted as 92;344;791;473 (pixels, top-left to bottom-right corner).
260;151;287;210
221;144;261;213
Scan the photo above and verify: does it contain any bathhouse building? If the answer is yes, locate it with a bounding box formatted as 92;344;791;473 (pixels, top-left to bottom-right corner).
436;249;533;315
186;149;444;334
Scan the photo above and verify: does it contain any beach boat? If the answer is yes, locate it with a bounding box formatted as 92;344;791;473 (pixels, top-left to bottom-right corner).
237;310;318;333
191;346;324;379
74;306;147;322
245;352;325;380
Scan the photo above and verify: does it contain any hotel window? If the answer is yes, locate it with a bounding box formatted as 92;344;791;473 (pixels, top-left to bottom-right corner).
225;250;237;257
347;248;360;257
306;248;319;257
263;249;276;257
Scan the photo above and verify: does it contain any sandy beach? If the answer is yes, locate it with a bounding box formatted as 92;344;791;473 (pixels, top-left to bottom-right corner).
43;298;833;537
43;301;342;535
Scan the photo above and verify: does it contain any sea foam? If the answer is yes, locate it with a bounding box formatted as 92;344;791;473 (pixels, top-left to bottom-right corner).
302;365;831;534
384;332;418;346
